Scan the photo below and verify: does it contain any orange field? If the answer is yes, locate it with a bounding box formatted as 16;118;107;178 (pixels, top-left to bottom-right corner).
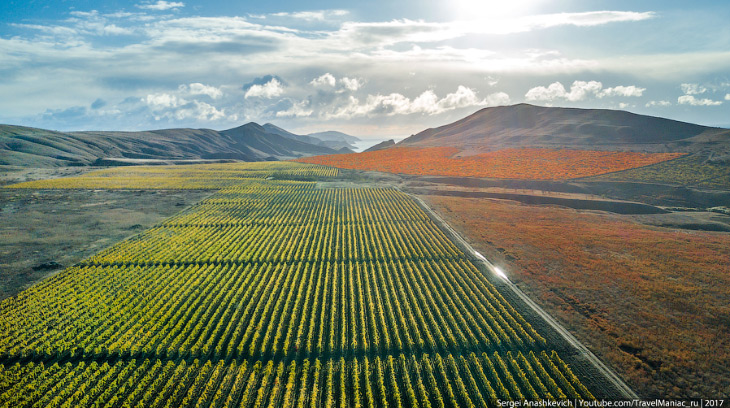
426;195;730;398
296;147;685;180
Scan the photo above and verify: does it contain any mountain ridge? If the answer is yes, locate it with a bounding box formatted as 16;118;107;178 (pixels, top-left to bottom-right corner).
398;103;730;153
0;122;346;167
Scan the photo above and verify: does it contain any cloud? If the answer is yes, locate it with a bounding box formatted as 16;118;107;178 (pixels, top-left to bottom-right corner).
325;86;508;119
181;83;222;99
310;74;363;92
310;73;337;87
341;77;363;92
726;94;730;101
525;80;600;102
645;100;671;107
143;91;226;121
525;80;645;102
243;75;286;90
276;99;313;117
525;11;655;29
677;95;722;106
41;106;87;121
144;93;187;109
136;1;184;11
599;85;645;98
244;78;285;99
338;11;654;47
91;98;107;109
680;83;707;95
270;10;349;21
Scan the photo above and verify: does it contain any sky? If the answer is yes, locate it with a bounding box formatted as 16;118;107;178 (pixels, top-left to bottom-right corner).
1;0;730;138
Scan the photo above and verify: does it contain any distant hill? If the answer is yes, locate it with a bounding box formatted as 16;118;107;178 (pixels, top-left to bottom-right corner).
364;139;395;152
0;123;344;167
307;130;360;144
262;124;356;151
399;103;730;153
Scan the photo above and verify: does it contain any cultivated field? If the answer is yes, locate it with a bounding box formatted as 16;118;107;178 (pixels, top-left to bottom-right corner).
424;195;730;398
297;147;685;180
6;162;338;190
0;162;597;407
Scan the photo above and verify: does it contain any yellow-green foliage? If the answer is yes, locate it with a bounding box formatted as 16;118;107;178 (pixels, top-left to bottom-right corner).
4;161;339;190
0;177;595;406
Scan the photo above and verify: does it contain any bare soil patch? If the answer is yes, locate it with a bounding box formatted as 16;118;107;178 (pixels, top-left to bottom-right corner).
0;188;211;300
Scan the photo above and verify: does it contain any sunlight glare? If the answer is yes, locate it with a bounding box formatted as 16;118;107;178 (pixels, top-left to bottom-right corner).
493;266;510;281
451;0;541;20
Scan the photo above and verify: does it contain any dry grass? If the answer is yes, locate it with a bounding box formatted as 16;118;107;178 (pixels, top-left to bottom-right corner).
425;195;730;398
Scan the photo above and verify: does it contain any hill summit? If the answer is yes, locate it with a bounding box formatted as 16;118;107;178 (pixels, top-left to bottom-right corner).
399;103;730;153
0;122;355;167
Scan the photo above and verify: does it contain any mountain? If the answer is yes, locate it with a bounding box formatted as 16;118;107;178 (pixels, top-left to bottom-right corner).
399;103;730;153
263;124;356;151
307;131;360;144
364;139;396;152
0;122;343;167
261;123;324;146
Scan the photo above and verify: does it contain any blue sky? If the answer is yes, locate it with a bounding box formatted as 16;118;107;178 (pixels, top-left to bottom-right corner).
1;0;729;137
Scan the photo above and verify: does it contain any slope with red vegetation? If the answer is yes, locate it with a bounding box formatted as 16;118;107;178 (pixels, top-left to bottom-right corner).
425;195;730;398
297;147;685;180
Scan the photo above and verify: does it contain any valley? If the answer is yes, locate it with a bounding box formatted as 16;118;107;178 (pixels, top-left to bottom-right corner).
1;103;729;403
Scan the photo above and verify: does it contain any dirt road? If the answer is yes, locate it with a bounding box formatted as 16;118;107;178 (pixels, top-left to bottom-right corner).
409;192;639;399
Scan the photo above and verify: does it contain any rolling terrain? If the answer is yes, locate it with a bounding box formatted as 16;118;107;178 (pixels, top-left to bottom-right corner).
0;122;353;168
399;103;730;154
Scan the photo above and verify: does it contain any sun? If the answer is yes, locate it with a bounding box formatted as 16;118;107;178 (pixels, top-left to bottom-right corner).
451;0;543;20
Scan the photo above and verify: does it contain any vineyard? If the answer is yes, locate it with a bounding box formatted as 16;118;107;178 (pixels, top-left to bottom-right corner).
5;162;338;190
296;146;685;180
1;162;596;406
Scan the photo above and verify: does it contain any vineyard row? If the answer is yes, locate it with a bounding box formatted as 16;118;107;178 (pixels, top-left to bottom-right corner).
0;351;592;408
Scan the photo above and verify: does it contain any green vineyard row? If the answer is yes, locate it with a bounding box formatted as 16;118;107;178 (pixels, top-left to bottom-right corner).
0;351;592;408
4;162;339;190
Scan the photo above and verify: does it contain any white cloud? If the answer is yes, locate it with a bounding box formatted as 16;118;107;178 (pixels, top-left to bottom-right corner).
310;74;363;92
244;78;284;99
525;80;644;102
276;100;313;118
325;86;508;119
524;11;655;29
136;1;184;11
726;94;730;101
143;93;225;121
677;95;722;106
310;73;337;87
599;85;645;98
645;100;671;107
339;11;654;47
270;10;349;21
186;101;225;121
341;77;363;91
525;82;568;101
567;80;603;101
144;93;186;109
680;83;707;95
182;83;222;99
